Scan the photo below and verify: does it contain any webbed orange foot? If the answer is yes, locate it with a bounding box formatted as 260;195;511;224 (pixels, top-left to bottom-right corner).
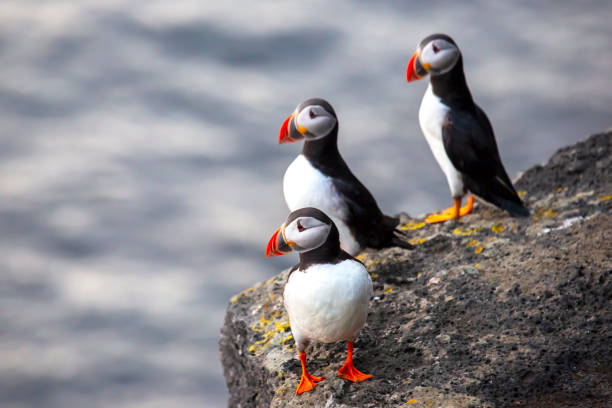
425;195;474;224
337;341;372;383
296;351;325;395
296;372;324;394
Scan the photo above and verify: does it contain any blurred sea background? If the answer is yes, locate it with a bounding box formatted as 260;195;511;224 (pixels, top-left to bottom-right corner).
1;1;610;407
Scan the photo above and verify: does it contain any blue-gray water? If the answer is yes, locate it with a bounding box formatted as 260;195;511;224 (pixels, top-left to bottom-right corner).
1;1;610;407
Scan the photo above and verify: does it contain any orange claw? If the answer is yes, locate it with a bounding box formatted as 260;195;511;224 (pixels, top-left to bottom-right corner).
296;351;325;395
425;195;474;223
337;341;372;383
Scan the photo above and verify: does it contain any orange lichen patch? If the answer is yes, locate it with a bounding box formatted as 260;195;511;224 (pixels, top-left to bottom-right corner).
370;272;379;279
384;286;393;294
475;263;480;268
598;194;611;202
475;247;484;254
406;400;417;404
401;220;427;230
556;187;566;193
409;237;428;245
517;190;528;198
453;227;483;236
466;240;479;247
492;223;505;233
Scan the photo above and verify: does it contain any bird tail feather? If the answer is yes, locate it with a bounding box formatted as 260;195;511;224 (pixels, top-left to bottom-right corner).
496;197;530;217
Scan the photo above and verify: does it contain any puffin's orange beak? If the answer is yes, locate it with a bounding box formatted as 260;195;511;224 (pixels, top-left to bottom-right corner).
279;113;296;144
265;225;293;257
406;51;427;82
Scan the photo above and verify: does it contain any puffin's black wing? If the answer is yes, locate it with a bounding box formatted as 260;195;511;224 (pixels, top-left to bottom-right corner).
330;169;394;246
442;106;529;217
324;162;412;250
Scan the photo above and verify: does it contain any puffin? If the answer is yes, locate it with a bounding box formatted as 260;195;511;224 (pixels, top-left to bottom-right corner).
279;98;413;255
266;207;373;395
405;33;529;223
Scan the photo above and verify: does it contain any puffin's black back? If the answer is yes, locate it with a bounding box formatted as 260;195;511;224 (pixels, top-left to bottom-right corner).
430;53;529;216
301;122;406;250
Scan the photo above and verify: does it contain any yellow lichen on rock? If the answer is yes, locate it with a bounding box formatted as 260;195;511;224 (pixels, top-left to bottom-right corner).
409;237;428;245
248;294;292;355
467;240;484;254
401;220;427;230
453;227;483;236
248;319;291;354
598;194;611;202
533;207;558;221
230;287;256;304
491;223;504;233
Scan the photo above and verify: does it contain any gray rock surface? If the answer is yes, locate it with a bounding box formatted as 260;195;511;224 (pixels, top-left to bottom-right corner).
220;131;612;408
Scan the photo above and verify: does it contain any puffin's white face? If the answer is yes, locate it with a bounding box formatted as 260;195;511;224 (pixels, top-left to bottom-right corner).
266;212;333;257
283;215;332;253
279;101;338;144
406;35;461;82
419;38;460;76
294;104;337;141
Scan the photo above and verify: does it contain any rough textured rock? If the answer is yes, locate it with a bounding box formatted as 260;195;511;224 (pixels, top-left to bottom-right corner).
220;131;612;408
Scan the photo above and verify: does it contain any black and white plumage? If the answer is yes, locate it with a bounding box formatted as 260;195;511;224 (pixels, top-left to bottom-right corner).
406;34;529;221
279;98;413;255
266;207;373;394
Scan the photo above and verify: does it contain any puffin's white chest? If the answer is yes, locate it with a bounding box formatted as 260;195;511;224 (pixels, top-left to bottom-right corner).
283;155;361;255
283;260;372;346
418;84;464;197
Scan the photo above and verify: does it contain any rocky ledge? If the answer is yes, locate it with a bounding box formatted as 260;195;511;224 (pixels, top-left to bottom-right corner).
220;131;612;408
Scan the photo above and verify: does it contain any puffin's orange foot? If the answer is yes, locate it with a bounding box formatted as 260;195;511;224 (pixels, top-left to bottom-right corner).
425;196;474;224
296;351;324;395
337;341;372;383
337;361;373;383
296;372;325;395
425;210;456;223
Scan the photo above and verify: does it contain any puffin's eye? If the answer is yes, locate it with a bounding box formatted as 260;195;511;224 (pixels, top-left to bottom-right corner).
309;109;316;119
432;43;440;53
297;220;305;232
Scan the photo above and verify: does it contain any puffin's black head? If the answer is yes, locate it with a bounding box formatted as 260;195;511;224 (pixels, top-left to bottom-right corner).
406;33;461;82
265;207;338;257
278;98;338;144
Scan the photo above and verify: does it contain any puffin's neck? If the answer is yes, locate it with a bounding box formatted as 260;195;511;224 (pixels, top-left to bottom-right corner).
301;125;341;164
297;227;346;269
429;56;475;111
